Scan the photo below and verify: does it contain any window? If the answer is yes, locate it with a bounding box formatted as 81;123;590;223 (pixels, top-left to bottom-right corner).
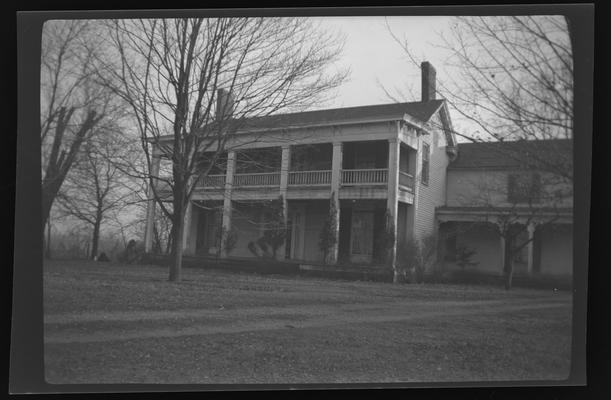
507;173;541;203
421;142;430;185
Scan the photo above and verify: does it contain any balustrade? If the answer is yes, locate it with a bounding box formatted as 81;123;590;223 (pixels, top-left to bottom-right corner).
233;172;280;187
196;168;401;189
288;170;332;186
200;174;226;188
341;168;388;185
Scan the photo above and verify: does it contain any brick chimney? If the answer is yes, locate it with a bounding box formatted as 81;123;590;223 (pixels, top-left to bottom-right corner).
421;61;436;102
216;88;235;120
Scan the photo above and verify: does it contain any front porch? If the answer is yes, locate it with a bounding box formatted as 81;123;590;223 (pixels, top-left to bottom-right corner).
185;198;411;267
145;138;418;263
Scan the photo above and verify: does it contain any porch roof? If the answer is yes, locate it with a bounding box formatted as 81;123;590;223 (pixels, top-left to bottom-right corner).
435;205;573;224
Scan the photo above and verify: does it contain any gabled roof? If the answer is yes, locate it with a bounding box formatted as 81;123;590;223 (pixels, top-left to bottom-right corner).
238;99;445;131
448;139;573;170
153;99;447;142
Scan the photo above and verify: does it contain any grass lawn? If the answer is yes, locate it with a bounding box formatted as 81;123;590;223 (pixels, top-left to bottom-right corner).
44;259;573;385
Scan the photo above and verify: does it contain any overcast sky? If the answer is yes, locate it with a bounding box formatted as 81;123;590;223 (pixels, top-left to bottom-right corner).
311;16;454;109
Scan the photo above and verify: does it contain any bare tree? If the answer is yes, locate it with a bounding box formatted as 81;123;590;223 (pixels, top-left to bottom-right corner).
41;20;115;232
56;125;135;260
94;17;347;281
385;16;573;181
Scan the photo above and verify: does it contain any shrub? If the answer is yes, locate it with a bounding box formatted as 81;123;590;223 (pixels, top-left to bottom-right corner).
375;209;396;265
455;245;478;269
221;227;238;256
260;195;287;258
419;233;438;275
397;233;438;283
256;237;272;258
247;241;259;257
397;237;420;282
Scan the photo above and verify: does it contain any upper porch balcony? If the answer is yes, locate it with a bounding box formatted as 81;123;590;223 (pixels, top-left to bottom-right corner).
155;140;417;200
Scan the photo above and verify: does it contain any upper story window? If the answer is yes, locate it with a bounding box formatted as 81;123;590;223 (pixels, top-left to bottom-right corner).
507;172;541;204
421;142;430;186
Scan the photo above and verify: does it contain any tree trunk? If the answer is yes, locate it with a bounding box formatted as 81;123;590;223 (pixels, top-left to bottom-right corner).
502;236;514;290
91;218;101;261
169;220;184;282
41;180;62;235
153;222;162;254
169;202;185;282
166;230;174;255
45;218;52;259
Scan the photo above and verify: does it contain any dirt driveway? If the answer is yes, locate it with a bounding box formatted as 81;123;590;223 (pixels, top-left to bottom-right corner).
45;297;569;344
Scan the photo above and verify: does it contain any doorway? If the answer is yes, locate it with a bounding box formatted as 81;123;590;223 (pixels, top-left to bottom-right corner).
350;210;374;263
289;206;305;260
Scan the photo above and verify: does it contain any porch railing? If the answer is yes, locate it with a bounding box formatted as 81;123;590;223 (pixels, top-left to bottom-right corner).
341;168;388;185
199;174;226;188
399;171;415;192
288;170;332;186
234;172;280;187
196;168;407;189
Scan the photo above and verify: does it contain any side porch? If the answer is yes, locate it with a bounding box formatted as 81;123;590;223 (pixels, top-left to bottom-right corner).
436;207;573;277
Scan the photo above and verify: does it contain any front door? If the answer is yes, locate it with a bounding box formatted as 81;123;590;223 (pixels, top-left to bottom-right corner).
289;207;305;260
350;211;374;263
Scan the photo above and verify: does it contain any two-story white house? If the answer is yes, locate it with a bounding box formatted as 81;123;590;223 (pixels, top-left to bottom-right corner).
143;62;573;279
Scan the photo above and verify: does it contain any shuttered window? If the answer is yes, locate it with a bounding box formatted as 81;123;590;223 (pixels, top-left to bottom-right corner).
421;142;430;186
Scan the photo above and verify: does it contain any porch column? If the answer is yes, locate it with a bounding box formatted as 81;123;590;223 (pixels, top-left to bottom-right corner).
330;142;343;264
221;150;236;257
144;155;161;253
527;222;536;275
387;138;400;271
277;145;290;260
280;145;290;196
